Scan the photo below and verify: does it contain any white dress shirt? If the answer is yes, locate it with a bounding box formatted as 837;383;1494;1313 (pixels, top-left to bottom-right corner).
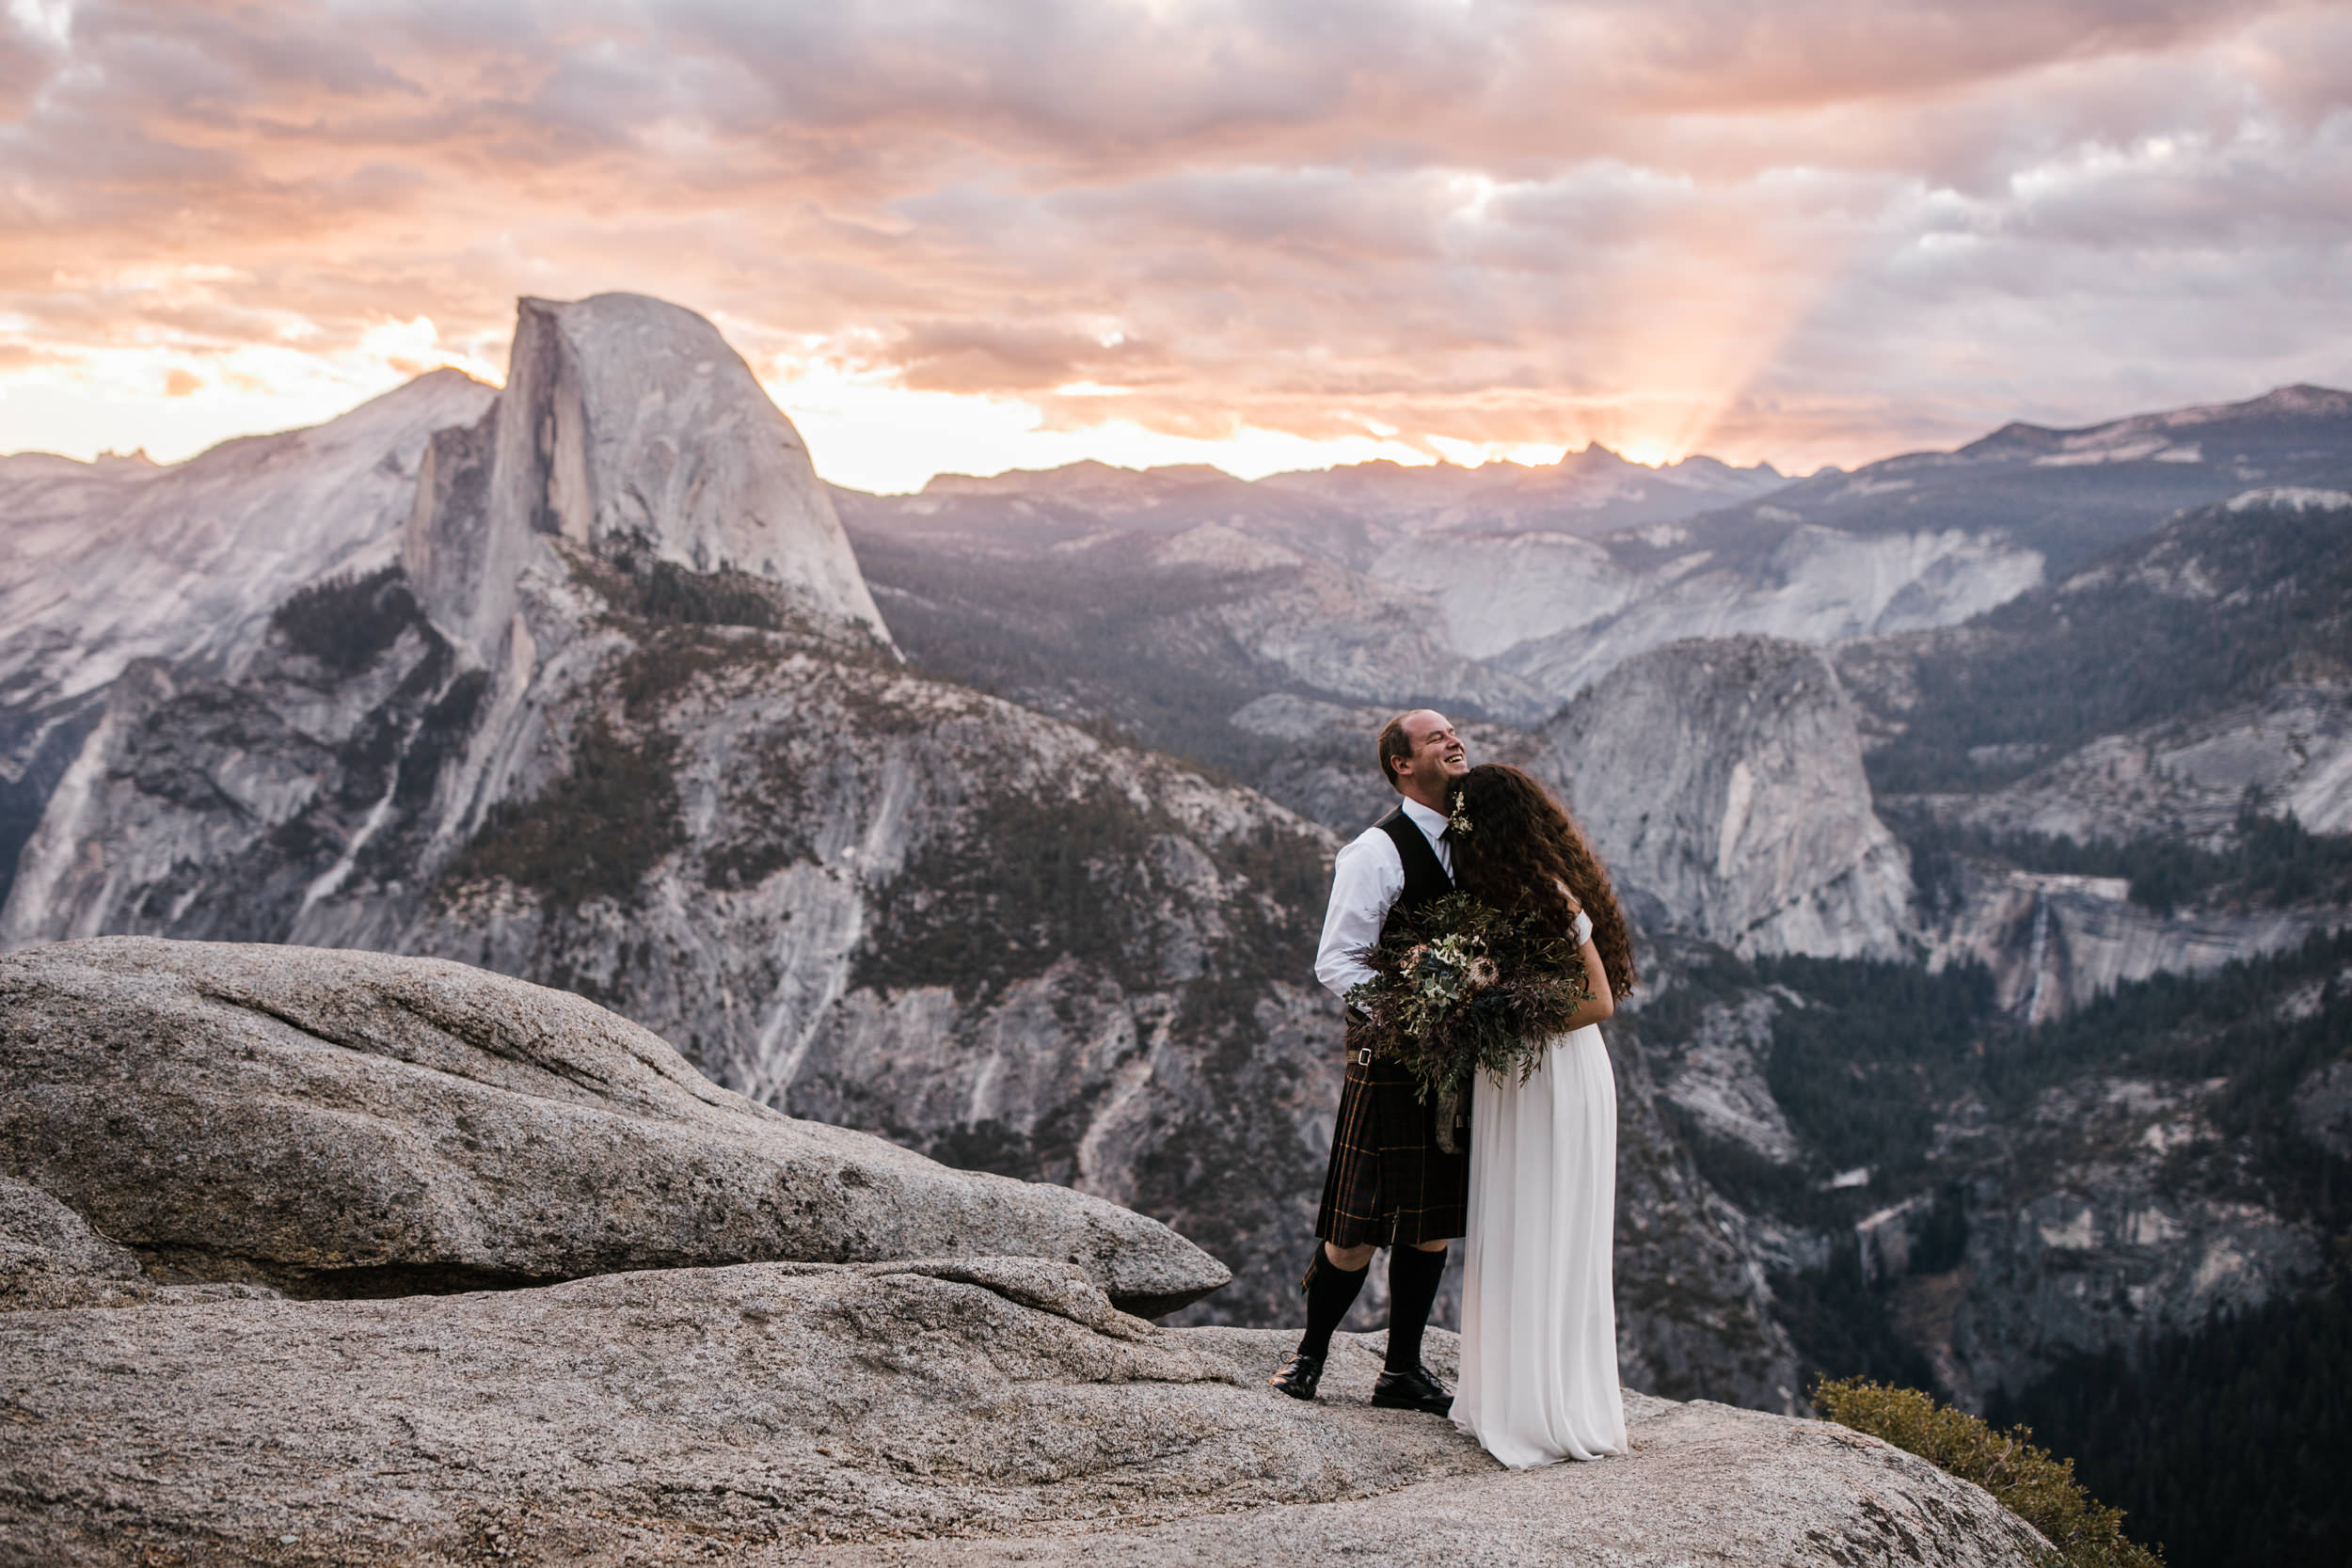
1313;796;1454;1003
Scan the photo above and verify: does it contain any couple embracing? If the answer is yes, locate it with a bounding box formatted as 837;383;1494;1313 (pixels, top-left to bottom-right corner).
1270;709;1639;1469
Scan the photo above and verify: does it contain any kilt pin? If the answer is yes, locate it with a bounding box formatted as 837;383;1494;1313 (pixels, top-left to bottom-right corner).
1312;805;1469;1248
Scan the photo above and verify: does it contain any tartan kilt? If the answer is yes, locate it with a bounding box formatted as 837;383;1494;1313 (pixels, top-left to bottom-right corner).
1313;1027;1470;1247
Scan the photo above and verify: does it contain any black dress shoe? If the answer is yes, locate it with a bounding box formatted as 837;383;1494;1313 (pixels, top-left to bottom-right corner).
1371;1363;1454;1415
1269;1352;1326;1400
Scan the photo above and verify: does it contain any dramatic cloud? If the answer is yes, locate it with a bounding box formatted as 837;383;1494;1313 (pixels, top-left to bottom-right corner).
3;0;2348;486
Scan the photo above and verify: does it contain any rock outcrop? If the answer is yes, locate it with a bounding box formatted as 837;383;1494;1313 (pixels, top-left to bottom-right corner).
1489;524;2046;704
0;1171;280;1314
0;937;2043;1566
2296;1059;2352;1159
1929;859;2333;1024
407;293;888;665
0;938;1228;1316
1541;636;1916;959
0;1173;151;1309
1957;1095;2321;1398
1;1255;2046;1566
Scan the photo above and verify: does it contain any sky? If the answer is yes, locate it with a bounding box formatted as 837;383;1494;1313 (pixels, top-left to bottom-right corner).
3;0;2350;493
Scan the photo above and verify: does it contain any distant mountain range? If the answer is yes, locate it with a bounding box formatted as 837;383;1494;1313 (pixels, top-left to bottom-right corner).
897;443;1790;560
866;382;2349;565
1690;384;2352;573
835;383;2352;804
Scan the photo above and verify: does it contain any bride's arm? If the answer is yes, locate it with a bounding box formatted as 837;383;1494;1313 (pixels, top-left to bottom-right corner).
1563;942;1614;1029
1555;883;1615;1029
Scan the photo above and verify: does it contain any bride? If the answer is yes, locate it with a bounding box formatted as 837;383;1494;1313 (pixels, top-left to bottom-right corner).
1445;763;1639;1467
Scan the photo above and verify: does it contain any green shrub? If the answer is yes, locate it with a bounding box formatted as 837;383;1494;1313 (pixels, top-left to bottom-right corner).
628;556;782;630
445;720;680;907
270;565;421;673
1816;1377;2163;1568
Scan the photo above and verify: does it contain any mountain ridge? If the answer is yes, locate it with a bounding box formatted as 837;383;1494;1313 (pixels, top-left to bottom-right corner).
859;382;2349;532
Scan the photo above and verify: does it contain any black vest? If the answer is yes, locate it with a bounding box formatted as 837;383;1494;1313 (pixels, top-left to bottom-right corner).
1375;805;1454;943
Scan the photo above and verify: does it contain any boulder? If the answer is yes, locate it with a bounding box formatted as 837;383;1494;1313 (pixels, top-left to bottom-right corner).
0;1173;145;1310
0;1257;2045;1565
0;937;2042;1563
0;938;1228;1316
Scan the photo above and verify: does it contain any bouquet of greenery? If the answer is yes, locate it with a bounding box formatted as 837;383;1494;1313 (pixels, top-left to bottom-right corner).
1343;891;1594;1108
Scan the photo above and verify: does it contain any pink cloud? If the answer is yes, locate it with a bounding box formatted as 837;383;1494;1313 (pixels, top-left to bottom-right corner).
3;0;2347;477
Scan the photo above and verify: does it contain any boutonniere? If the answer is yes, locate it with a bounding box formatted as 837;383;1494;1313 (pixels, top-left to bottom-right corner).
1446;794;1472;840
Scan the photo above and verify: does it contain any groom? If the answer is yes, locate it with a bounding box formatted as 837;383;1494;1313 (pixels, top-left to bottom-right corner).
1270;708;1469;1416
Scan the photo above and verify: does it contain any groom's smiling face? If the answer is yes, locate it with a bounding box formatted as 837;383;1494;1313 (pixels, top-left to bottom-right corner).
1393;711;1469;796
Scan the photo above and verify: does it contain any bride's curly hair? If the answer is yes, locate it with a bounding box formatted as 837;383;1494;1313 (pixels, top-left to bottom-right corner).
1448;763;1637;998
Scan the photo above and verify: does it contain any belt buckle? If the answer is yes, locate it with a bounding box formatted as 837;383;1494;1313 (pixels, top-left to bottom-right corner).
1356;1046;1374;1067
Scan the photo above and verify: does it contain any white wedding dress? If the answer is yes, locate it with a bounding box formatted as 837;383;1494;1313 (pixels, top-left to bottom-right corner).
1451;1022;1629;1467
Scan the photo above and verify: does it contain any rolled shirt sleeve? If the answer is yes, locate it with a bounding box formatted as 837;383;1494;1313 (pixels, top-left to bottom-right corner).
1313;830;1405;1004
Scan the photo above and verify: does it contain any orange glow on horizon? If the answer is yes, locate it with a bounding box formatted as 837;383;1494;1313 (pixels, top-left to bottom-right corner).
0;340;1920;493
0;343;1831;493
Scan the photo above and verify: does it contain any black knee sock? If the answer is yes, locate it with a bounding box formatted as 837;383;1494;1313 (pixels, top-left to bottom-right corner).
1296;1249;1369;1361
1385;1244;1448;1373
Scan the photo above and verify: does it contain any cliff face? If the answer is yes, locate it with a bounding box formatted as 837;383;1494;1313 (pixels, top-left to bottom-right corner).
0;371;495;718
0;371;498;910
1490;524;2046;704
408;293;887;666
1839;485;2352;1009
1541;636;1917;960
1950;1068;2322;1400
1928;861;2335;1024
